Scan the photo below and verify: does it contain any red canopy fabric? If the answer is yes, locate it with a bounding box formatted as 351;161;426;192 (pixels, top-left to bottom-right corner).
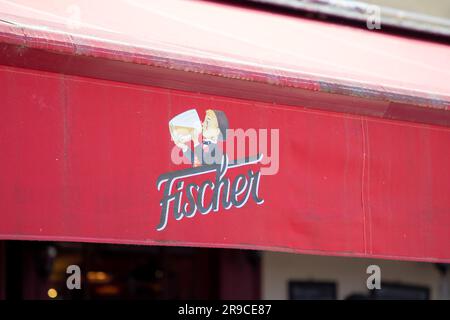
0;0;449;263
0;0;449;107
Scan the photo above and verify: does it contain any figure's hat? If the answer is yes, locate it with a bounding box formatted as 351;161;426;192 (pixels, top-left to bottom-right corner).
212;110;229;140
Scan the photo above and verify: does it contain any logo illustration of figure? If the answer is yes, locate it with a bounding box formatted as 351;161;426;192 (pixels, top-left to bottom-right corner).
169;109;229;166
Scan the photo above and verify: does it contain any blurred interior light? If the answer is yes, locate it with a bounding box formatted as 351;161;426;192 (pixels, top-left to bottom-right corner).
95;285;120;296
47;288;58;299
47;246;57;258
87;271;111;283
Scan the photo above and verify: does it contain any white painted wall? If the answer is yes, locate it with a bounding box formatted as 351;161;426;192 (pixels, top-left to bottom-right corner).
262;252;449;300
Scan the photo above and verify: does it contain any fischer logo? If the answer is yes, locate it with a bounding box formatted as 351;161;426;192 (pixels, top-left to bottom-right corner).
156;109;279;231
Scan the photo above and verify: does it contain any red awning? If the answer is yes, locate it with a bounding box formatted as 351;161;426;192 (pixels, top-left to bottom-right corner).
0;0;449;112
0;0;449;263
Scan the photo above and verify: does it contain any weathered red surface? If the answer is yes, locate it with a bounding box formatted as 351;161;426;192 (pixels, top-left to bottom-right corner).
0;0;449;114
0;65;449;262
0;0;449;262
